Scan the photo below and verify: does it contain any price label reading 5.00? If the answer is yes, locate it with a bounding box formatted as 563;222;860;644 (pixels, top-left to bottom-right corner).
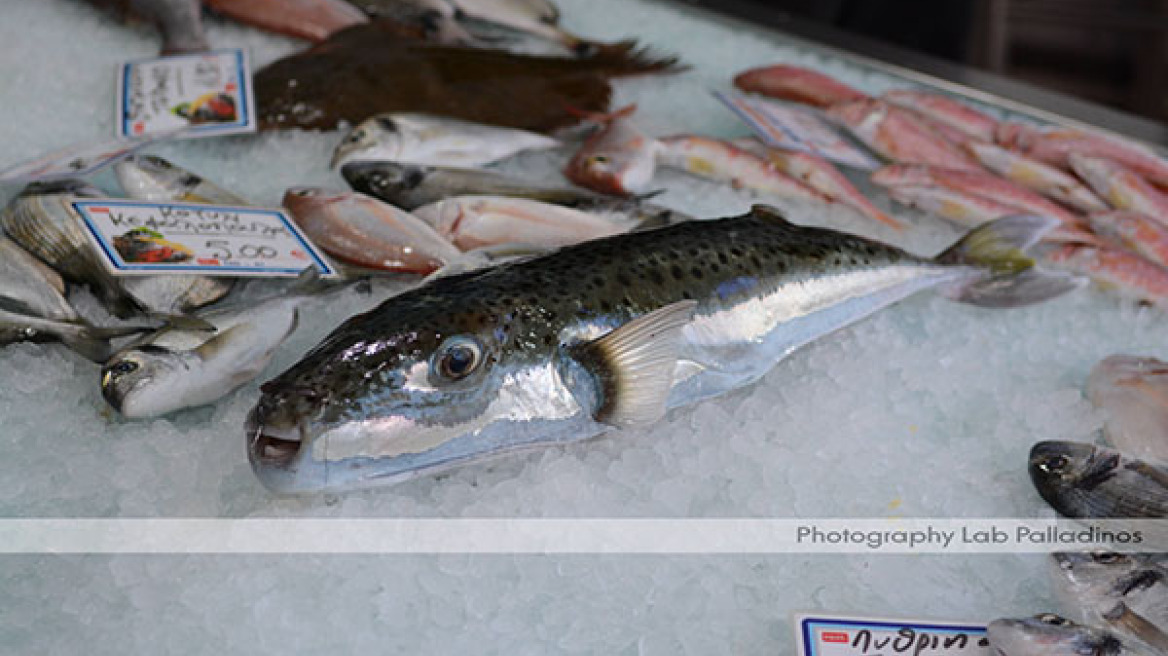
69;199;337;279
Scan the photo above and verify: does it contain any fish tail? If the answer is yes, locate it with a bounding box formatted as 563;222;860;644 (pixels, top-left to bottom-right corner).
577;40;687;76
63;324;154;364
937;214;1084;307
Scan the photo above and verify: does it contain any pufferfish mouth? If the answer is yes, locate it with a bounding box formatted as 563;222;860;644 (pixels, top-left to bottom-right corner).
246;405;303;469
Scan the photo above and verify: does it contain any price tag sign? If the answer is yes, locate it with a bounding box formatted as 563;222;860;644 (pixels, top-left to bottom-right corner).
715;91;879;170
116;49;256;139
69;199;338;278
796;614;991;656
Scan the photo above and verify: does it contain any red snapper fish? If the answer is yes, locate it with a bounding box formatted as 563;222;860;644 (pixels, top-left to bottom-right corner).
880;90;998;143
826;100;983;172
733;64;868;108
205;0;369;42
656;136;824;203
563;105;660;196
997;122;1168;187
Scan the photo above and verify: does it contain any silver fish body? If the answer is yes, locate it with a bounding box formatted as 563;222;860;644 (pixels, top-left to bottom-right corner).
330;113;559;169
1050;552;1168;652
0;235;77;322
115;154;249;205
1;180;143;318
101;292;309;418
0;308;145;363
246;208;1075;494
987;614;1152;656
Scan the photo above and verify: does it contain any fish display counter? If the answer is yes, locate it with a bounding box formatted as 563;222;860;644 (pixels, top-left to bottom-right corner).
1;0;1167;653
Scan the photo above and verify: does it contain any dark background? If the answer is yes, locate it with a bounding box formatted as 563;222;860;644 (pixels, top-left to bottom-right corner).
698;0;1168;125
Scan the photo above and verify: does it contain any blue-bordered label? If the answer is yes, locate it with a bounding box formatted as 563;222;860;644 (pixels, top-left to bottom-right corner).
796;614;990;656
715;91;879;170
116;49;256;140
70;199;337;278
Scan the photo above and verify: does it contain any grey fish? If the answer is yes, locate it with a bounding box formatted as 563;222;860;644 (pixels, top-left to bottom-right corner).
1030;441;1168;518
101;278;332;418
82;0;209;55
1050;553;1168;653
114;155;238;314
987;614;1152;656
246;208;1077;494
115;155;249;206
341;0;485;45
0;308;146;363
1;180;143;318
342;160;608;210
0;236;77;322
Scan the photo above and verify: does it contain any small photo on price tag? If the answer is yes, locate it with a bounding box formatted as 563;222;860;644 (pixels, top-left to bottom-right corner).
116;49;256;140
70;199;337;278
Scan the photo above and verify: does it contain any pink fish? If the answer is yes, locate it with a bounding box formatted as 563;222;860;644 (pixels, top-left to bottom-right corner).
283;187;459;273
1087;354;1168;462
205;0;368;42
965;141;1108;213
881;90;998;143
1043;244;1168;306
825;100;983;172
1069;154;1168;218
1087;211;1168;268
741;142;902;229
884;184;1018;228
563;105;659;197
411;196;634;251
656;135;825;203
871;164;1086;229
733;64;868;108
997;122;1168;186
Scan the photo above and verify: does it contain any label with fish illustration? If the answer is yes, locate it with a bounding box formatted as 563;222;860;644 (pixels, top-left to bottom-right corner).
69;199;338;278
715;91;879;170
796;614;991;656
116;49;256;139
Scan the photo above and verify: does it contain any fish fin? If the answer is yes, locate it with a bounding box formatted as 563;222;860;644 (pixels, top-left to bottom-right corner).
748;204;798;227
1103;603;1168;653
193;323;254;362
564;300;697;427
423;244;552;281
936;214;1086;308
62;324;152;364
147;312;217;333
563;103;637;124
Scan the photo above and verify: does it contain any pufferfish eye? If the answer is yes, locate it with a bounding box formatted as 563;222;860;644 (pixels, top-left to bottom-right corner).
432;336;483;381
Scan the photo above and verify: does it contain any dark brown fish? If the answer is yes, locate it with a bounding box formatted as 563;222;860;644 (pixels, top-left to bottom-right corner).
255;20;682;132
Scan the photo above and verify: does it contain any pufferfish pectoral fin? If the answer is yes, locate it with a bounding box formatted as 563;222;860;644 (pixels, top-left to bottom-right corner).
561;299;698;428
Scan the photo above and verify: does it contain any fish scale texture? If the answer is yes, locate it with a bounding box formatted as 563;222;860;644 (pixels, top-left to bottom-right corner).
0;0;1161;653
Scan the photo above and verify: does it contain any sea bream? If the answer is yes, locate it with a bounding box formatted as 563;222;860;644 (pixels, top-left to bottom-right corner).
246;208;1078;494
987;614;1154;656
1029;441;1168;518
330;113;559;169
1049;552;1168;653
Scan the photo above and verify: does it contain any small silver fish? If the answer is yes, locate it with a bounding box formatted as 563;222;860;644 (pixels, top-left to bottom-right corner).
330;113;559;169
115;154;249;205
1;180;143;318
1050;552;1168;653
101;283;325;418
987;614;1152;656
0;308;145;363
0;235;77;322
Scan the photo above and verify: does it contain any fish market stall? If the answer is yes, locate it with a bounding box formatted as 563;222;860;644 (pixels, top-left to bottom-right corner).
2;0;1167;653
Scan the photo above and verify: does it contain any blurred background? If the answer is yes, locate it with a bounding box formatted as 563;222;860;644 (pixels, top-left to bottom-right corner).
700;0;1168;124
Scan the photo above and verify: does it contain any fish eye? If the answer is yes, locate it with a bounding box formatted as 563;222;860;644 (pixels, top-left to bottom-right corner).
1094;553;1124;564
1037;614;1068;626
346;130;364;144
109;360;139;376
589;155;610;166
1036;455;1069;475
433;336;483;381
292;188;316;197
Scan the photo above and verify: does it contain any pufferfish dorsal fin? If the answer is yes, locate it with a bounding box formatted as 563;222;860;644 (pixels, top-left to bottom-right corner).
564;299;697;427
749;204;796;226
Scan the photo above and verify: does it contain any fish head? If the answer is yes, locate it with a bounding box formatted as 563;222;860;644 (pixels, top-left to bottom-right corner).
823;98;883;128
282;186;352;216
101;345;191;418
330;116;401;168
987;615;1125;656
114;154;193;200
246;283;590;494
1028;441;1121;516
563;140;654;196
340;161;428;200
